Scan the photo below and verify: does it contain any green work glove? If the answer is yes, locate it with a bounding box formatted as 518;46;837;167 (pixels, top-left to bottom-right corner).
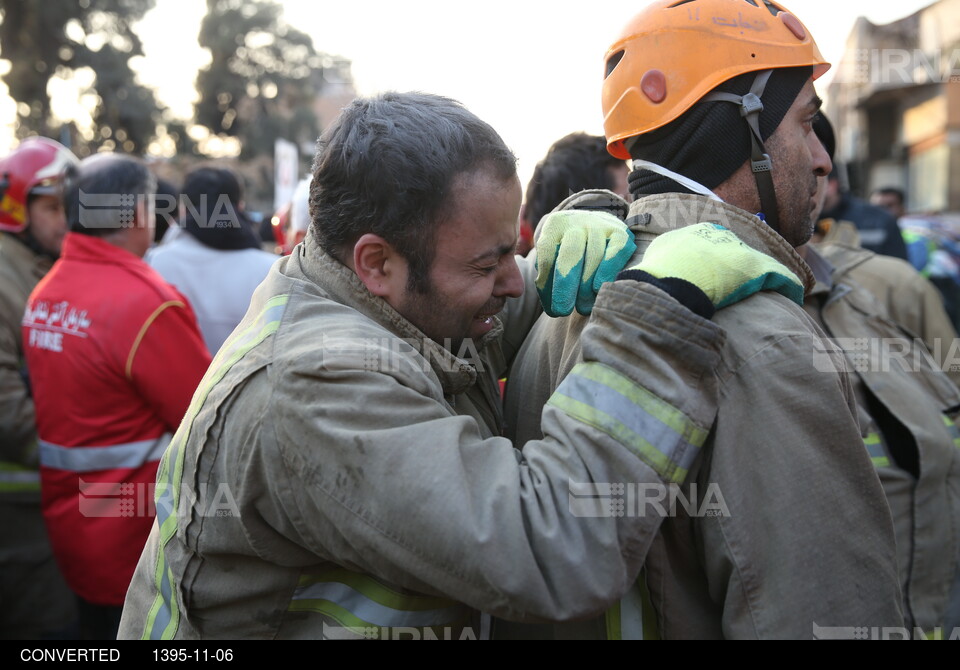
535;210;637;317
631;223;804;308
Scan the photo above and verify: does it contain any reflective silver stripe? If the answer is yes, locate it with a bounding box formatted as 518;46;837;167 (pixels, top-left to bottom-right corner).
864;437;886;461
0;470;40;484
619;583;645;640
39;434;172;472
552;371;701;482
292;581;466;628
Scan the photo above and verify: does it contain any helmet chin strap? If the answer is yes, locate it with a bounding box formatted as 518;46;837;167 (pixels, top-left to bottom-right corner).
702;70;780;233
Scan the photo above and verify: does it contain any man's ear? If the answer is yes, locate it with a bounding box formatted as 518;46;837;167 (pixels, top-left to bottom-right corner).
353;233;408;299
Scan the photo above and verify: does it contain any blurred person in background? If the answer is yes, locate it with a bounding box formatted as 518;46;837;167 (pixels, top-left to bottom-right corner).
23;154;211;639
812;116;960;388
819;166;909;261
152;178;180;245
268;175;312;256
803;112;960;634
871;187;907;221
0;137;79;639
147;166;278;354
869;186;960;330
517;132;630;256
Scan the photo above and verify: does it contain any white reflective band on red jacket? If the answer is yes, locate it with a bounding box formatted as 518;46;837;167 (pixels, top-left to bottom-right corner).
38;434;172;472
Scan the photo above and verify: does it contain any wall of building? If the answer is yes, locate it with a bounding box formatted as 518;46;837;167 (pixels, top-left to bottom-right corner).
827;0;960;212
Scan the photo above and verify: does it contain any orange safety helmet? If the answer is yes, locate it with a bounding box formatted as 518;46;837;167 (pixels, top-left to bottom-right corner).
0;137;78;234
602;0;829;160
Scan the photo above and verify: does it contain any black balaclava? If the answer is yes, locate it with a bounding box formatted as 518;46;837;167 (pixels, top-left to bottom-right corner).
627;66;812;201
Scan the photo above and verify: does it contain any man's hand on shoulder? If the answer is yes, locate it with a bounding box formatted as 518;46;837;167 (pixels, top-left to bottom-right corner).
617;223;804;317
534;208;636;318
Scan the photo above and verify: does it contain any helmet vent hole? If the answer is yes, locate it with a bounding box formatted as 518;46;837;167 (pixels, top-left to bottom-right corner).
605;50;625;79
761;0;785;17
741;0;784;16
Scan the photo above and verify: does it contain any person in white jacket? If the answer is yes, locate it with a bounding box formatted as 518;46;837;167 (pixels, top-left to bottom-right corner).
147;167;279;354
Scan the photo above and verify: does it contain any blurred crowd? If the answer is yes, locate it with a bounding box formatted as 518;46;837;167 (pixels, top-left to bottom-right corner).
2;0;960;643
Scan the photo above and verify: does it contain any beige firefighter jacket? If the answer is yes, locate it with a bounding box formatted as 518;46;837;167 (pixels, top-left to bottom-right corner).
504;193;904;639
0;232;48;477
803;244;960;634
816;235;960;389
0;232;76;635
119;231;728;640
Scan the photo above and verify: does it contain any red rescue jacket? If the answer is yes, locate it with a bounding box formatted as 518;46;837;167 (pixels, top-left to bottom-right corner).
23;233;211;606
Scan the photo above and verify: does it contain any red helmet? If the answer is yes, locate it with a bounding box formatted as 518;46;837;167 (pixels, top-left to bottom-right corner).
0;137;78;233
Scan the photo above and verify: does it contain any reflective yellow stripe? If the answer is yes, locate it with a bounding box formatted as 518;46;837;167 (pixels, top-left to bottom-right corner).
0;461;40;492
142;295;289;640
605;600;622;640
639;573;659;640
576;363;709;445
549;363;706;483
942;416;960;450
295;569;460;612
290;569;469;630
864;432;890;468
604;573;658;640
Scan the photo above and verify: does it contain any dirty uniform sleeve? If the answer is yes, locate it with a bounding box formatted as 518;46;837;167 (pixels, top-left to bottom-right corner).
266;281;725;622
127;301;212;431
0;289;37;466
699;322;904;637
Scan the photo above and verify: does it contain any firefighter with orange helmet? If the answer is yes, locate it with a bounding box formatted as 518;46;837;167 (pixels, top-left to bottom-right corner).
505;0;905;638
0;136;78;638
602;0;830;239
